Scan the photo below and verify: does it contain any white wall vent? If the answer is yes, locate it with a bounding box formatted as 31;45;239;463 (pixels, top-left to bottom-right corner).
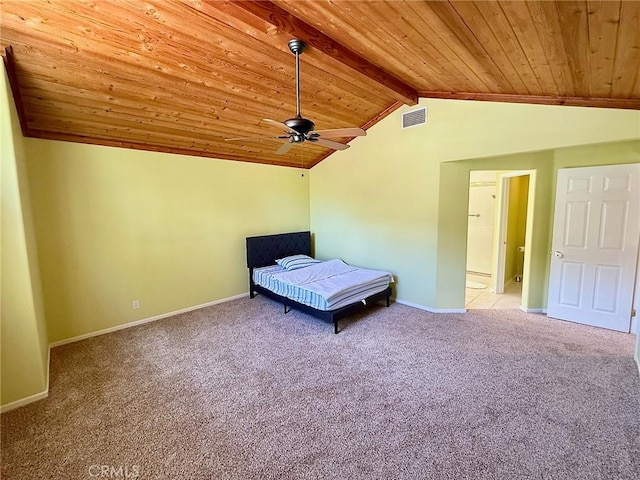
401;107;427;129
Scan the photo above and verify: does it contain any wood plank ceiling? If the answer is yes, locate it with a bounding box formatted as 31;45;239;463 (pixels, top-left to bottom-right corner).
1;1;639;169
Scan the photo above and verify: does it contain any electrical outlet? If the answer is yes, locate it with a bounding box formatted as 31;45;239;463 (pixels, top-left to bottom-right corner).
132;300;140;310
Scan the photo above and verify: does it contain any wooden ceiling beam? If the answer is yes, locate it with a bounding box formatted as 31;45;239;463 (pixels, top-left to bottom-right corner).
417;91;640;110
228;0;418;107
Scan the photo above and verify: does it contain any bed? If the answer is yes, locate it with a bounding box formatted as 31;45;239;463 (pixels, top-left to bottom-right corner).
246;231;393;333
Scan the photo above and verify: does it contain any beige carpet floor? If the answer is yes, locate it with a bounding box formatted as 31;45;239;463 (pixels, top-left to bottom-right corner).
2;296;639;480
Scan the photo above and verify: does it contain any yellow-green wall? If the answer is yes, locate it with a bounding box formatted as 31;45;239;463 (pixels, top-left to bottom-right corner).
505;175;529;283
4;84;640;409
25;139;310;343
1;67;49;406
310;98;640;311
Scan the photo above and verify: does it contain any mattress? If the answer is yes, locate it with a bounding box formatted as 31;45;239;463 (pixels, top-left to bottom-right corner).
253;259;393;311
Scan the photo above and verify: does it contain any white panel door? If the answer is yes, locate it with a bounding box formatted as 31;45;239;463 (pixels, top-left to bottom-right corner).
547;164;640;332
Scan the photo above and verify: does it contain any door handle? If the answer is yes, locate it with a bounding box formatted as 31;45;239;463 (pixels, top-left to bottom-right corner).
553;251;564;258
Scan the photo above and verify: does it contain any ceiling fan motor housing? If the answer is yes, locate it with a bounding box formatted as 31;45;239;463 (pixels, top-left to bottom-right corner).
284;116;315;140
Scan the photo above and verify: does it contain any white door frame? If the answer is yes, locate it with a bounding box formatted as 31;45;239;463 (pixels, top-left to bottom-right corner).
493;170;534;295
633;252;640;334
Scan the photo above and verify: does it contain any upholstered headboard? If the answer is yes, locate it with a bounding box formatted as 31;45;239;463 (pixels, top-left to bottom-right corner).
246;231;312;269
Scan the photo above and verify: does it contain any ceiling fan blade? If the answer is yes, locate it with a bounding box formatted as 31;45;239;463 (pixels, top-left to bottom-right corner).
225;135;282;141
263;118;292;132
313;137;350;151
313;127;366;138
275;141;295;155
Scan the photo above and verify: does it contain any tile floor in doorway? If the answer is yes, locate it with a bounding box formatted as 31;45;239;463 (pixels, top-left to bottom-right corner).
465;273;522;309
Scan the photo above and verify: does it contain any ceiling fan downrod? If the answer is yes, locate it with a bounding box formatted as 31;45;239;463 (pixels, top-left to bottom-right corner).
285;39;314;139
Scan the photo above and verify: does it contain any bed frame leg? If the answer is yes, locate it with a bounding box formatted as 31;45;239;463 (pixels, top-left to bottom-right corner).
284;304;291;314
386;296;390;307
249;271;256;299
334;321;339;334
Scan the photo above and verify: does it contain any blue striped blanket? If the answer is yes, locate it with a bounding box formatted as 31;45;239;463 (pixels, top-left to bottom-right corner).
253;259;393;311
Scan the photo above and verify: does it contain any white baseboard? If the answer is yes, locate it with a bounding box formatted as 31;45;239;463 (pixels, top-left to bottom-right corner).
0;389;49;414
50;292;249;348
519;306;546;314
2;293;248;413
394;298;466;314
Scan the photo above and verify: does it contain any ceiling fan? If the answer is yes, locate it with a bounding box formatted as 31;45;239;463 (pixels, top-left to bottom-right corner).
225;39;366;155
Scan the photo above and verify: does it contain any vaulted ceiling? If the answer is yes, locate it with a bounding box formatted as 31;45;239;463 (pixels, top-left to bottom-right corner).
2;1;639;169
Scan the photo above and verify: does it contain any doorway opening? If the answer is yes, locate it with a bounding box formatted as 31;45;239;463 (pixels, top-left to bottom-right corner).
465;170;530;309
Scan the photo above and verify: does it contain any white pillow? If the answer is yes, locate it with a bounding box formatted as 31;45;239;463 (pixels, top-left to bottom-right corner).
275;254;321;271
